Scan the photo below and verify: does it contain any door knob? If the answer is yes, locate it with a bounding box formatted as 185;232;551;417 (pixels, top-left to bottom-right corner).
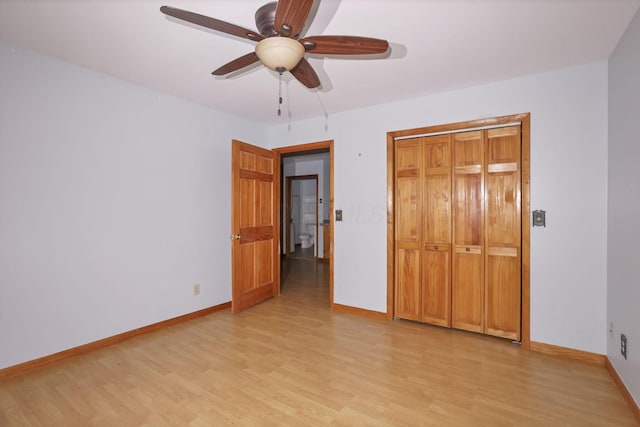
230;234;242;240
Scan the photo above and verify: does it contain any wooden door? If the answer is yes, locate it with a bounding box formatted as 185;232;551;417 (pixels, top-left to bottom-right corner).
422;135;452;327
322;224;330;261
452;131;485;333
231;140;279;314
285;177;293;255
394;138;422;321
484;126;521;340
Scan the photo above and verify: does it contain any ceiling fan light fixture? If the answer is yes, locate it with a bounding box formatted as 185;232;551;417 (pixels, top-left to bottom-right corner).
255;37;304;72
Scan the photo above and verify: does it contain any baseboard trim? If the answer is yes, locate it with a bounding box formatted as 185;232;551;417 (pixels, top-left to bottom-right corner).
0;301;231;382
331;303;390;320
606;357;640;423
530;341;606;365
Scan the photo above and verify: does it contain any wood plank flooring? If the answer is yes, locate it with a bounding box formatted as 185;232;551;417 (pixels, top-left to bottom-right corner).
0;258;636;426
287;244;316;261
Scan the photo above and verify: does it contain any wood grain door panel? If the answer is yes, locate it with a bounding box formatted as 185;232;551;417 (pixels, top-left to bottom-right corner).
452;247;483;332
453;174;483;245
396;245;421;320
424;174;451;243
486;173;520;246
422;135;452;326
486;248;520;340
452;131;484;333
232;140;279;314
422;244;450;326
485;126;521;340
394;138;422;320
396;178;419;240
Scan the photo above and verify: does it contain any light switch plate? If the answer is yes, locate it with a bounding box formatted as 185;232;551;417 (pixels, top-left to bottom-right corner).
533;210;546;227
335;209;343;222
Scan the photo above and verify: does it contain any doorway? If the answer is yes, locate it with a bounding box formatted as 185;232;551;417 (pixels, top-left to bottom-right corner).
273;140;334;304
285;175;318;260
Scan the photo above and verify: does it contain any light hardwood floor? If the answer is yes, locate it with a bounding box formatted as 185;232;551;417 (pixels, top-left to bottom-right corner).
0;258;636;426
287;244;316;261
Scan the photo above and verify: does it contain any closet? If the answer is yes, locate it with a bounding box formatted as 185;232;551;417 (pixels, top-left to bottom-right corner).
394;124;521;341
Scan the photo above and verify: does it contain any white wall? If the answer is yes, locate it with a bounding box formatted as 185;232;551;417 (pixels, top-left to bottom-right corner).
608;10;640;406
0;42;263;369
268;62;609;354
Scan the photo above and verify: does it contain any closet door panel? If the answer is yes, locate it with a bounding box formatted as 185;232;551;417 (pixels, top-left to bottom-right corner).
452;131;484;333
425;174;451;243
422;244;450;326
396;245;421;320
454;131;483;166
453;174;482;244
424;135;451;168
486;248;520;340
394;139;422;321
422;135;452;326
397;177;419;240
486;126;521;247
485;126;521;340
452;246;483;332
486;173;519;246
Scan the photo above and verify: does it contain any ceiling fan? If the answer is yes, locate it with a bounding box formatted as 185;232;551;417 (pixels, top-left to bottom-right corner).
160;0;389;89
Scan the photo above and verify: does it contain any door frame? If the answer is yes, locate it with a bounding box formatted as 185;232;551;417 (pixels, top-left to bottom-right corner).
273;140;334;304
386;113;531;349
285;175;319;257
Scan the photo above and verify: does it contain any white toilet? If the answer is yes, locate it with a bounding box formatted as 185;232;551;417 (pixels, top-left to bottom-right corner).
299;214;316;249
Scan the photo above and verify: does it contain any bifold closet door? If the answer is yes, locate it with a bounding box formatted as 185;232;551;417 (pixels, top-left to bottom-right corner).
452;131;485;333
422;135;452;327
485;126;521;340
394;125;521;338
394;138;422;321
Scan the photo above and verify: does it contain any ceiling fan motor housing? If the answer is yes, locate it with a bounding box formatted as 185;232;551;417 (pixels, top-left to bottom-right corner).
255;1;278;37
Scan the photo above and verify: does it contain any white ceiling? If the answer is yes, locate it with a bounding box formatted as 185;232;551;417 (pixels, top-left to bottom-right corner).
1;0;638;123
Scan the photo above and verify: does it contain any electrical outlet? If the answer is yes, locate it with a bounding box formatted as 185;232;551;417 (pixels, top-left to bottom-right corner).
621;334;627;360
193;283;200;296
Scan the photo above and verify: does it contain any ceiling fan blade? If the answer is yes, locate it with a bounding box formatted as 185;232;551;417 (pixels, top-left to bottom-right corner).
160;6;264;42
290;58;321;89
274;0;314;38
212;52;261;76
300;36;389;55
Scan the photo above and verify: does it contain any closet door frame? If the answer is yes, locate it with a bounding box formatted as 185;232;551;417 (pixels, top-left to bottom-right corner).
386;113;531;349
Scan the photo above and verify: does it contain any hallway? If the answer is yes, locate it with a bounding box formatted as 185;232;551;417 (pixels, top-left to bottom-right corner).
280;251;328;300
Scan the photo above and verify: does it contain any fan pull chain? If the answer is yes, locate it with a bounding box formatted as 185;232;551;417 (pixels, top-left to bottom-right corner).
315;91;329;131
277;70;283;117
285;76;292;131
